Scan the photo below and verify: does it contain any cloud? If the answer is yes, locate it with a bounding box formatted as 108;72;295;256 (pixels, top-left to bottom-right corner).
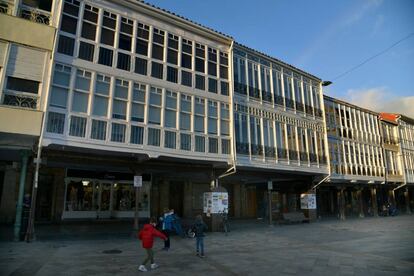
344;87;414;118
342;0;384;27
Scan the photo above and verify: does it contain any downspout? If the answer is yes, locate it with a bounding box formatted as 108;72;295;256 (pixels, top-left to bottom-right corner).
25;0;62;242
311;174;331;191
216;40;236;185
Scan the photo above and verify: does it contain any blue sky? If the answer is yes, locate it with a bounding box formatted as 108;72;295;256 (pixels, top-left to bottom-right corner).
145;0;414;117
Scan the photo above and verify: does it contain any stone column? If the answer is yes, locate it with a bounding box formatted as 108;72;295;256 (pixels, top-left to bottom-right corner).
371;187;379;217
388;189;396;206
404;187;411;215
357;187;364;218
159;178;169;213
183;181;192;218
337;187;346;220
233;183;241;218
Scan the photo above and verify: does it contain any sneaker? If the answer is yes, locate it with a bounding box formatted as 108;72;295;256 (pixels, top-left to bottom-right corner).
150;263;159;270
200;254;205;258
138;265;147;272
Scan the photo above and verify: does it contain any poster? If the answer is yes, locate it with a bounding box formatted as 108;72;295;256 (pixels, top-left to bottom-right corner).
300;193;317;209
203;192;228;214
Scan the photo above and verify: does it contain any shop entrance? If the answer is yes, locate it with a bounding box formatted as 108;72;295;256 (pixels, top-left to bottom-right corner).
62;178;150;220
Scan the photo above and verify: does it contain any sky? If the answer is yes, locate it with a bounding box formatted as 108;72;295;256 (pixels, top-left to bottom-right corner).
144;0;414;118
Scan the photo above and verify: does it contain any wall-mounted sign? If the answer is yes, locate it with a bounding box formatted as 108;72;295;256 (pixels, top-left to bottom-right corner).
300;193;316;209
203;192;228;214
134;175;142;187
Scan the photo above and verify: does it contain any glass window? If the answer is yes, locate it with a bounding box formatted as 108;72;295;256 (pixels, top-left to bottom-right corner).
208;78;217;93
92;95;108;116
195;136;205;152
98;47;113;67
112;99;126;120
91;119;107;140
164;131;176;149
81;22;96;40
195;75;205;90
111;123;126;142
95;74;110;96
119;33;132;51
46;112;65;134
57;35;75;56
117;53;131;71
152;44;164;60
209;137;218;153
148;128;160;146
180;133;191;151
181;71;192;87
60;14;78;34
6;77;39;94
221;81;229;96
136;39;148;56
69;116;87;137
130;125;144;144
114;79;129;99
78;42;94;61
151;62;163;79
222;139;231;154
135;57;147;75
167;66;178;83
131;103;145;122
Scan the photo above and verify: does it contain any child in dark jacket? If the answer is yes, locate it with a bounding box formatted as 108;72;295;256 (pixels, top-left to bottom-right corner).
138;217;167;272
193;214;208;257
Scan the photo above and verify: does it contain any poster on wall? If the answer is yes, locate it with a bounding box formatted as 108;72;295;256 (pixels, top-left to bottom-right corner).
203;192;228;214
300;193;317;209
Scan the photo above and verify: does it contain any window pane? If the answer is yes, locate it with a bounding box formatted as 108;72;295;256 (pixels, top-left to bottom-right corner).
194;116;204;133
57;35;75;56
180;113;190;130
222;139;230;154
148;106;161;125
91;120;107;140
208;62;216;76
167;49;177;64
72;92;89;113
117;53;131;71
119;34;132;51
152;44;164;60
164;131;176;149
208;78;217;93
135;57;147;75
69;116;87;137
220;81;229;96
181;54;191;69
46;112;65;134
81;22;96;40
180;133;191;151
195;58;204;72
111;123;126;142
7;77;39;94
151;62;163;79
100;28;114;46
53;70;71;86
208;118;217;134
195;75;205;90
209;137;218;153
136;39;148;56
167;66;178;83
92;95;108;116
98;47;113;66
165;109;176;128
78;42;94;61
95;77;110;96
130;125;144;144
221;120;229;136
181;71;192;87
148;128;160;146
60;15;77;34
131;103;145;122
112;100;127;119
50;86;68;108
195;136;205;152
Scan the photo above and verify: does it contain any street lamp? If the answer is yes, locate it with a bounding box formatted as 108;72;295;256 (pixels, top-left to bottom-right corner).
322;81;332;87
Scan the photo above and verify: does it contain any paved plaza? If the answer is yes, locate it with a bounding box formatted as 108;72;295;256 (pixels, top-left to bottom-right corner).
1;216;413;276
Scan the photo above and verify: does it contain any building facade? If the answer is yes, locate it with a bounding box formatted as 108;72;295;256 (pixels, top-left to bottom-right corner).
398;116;414;213
0;0;412;229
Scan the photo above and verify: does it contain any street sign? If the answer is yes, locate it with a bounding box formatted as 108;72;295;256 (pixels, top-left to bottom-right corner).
134;175;142;187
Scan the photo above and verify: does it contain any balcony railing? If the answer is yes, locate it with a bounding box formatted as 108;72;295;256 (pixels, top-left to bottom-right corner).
2;92;38;109
295;102;304;113
248;86;260;99
265;146;276;158
19;4;51;25
0;0;12;14
234;82;247;95
288;150;298;161
236;142;249;155
305;104;313;115
262;91;272;103
286;98;295;109
299;151;308;162
274;95;284;106
277;148;287;159
251;144;263;156
309;153;318;163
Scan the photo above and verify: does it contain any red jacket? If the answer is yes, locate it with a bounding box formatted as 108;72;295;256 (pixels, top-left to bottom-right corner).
138;224;167;249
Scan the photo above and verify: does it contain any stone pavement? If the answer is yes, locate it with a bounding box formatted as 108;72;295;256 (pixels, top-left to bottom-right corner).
0;216;413;276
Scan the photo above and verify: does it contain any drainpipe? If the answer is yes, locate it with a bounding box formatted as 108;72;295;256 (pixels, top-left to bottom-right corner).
14;150;30;241
311;174;330;191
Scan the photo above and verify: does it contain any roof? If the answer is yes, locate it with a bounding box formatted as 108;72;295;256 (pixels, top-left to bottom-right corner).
131;1;233;42
379;113;400;125
235;43;322;82
398;114;414;125
323;95;379;115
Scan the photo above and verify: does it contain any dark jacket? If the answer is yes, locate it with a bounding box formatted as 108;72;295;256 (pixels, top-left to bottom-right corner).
193;220;208;237
138;224;167;248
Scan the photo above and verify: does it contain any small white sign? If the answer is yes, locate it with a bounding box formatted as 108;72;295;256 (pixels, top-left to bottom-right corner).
134;175;142;187
267;180;273;190
300;193;317;209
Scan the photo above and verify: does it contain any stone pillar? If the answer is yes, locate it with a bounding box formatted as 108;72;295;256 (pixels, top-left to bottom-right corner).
159;178;169;213
14;150;30;241
183;181;192;218
357;188;364;218
371;187;379;217
337;188;346;220
388;189;396;206
404;187;411;215
233;183;241;218
0;166;18;223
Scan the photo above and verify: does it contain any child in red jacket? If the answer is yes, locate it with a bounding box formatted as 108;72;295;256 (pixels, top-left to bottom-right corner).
138;217;167;272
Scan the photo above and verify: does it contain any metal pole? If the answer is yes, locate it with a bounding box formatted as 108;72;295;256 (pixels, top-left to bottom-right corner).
134;186;140;230
14;150;30;241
